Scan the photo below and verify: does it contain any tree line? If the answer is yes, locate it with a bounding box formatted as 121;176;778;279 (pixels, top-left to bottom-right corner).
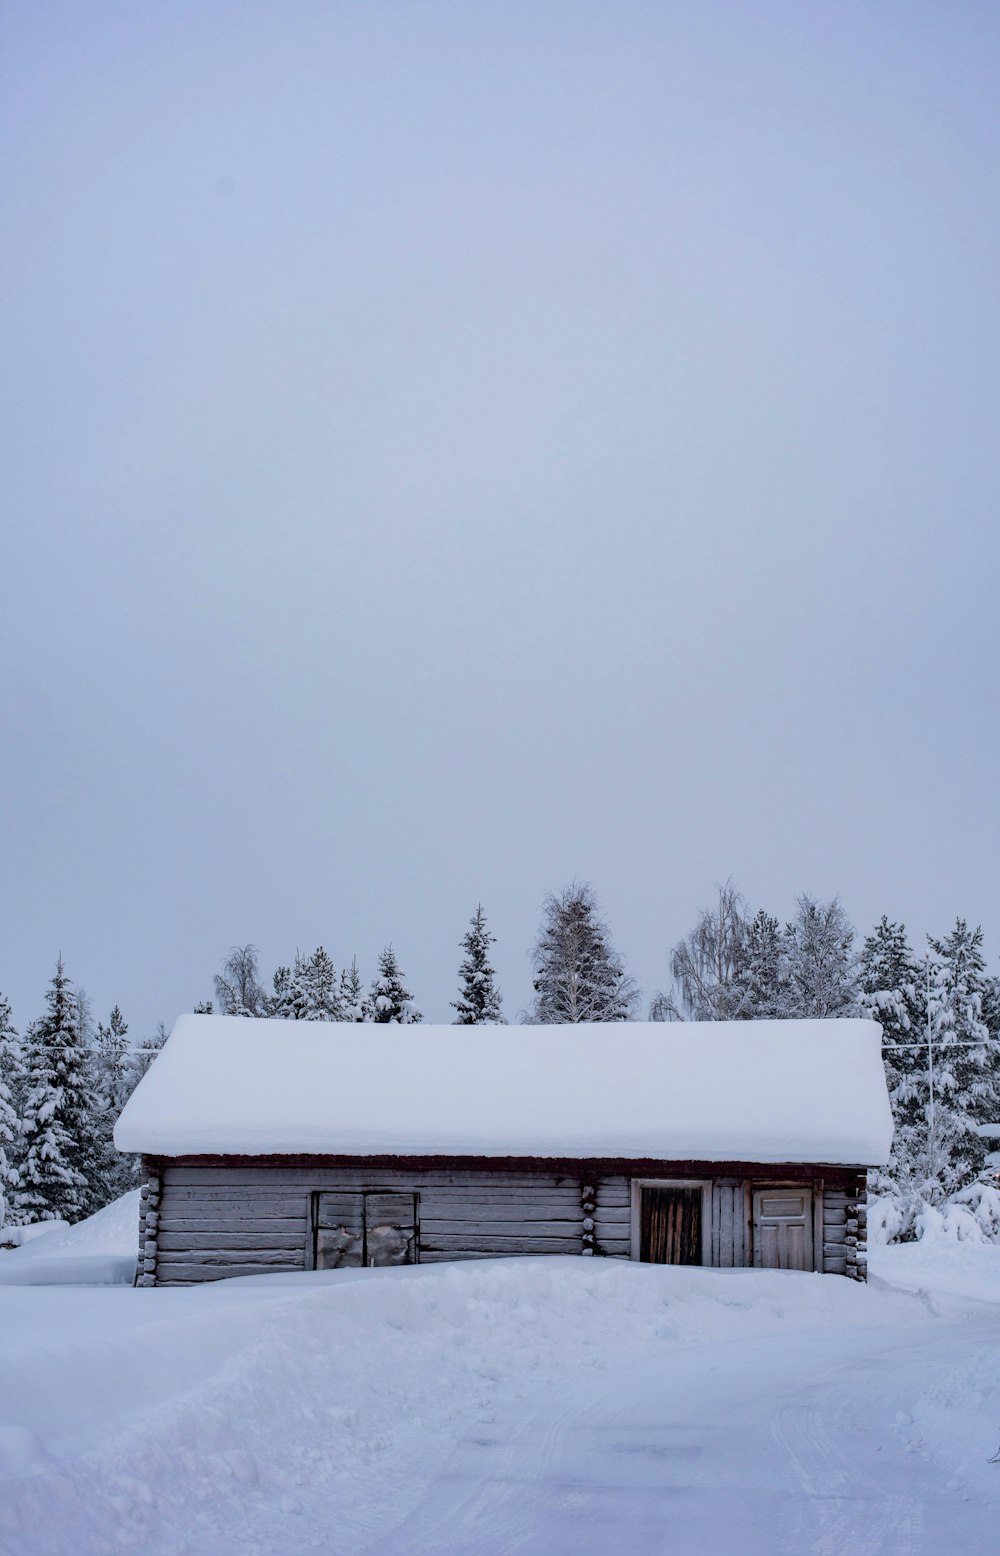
2;882;998;1238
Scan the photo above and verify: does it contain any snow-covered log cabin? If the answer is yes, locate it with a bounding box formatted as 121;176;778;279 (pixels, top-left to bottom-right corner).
114;1016;892;1286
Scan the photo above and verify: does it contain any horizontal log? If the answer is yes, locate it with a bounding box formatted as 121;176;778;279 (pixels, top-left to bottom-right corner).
159;1195;306;1210
421;1236;583;1253
154;1264;297;1283
420;1203;584;1219
156;1247;302;1266
418;1250;518;1263
159;1216;306;1234
414;1189;586;1203
163;1167;583;1189
420;1219;582;1238
157;1232;306;1252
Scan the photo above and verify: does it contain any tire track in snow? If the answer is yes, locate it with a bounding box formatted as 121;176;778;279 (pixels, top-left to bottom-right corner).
366;1323;1000;1556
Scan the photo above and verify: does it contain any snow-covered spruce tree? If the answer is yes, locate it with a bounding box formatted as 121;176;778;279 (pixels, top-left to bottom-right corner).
527;882;638;1024
0;992;23;1230
213;944;269;1017
288;947;344;1021
17;958;94;1223
368;947;422;1024
860;919;927;1217
269;964;294;1018
339;958;366;1021
741;909;787;1018
860;919;923;1100
90;1006;139;1207
921;921;998;1191
780;896;860;1019
650;881;752;1022
452;906;505;1025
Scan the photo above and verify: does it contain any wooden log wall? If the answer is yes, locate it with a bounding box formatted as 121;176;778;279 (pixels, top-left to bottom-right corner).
844;1171;868;1282
148;1159;866;1284
822;1186;848;1276
154;1164;605;1282
136;1160;161;1286
155;1165;312;1283
818;1172;867;1278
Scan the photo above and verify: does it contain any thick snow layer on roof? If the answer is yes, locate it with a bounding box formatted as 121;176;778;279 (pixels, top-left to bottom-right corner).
114;1016;892;1165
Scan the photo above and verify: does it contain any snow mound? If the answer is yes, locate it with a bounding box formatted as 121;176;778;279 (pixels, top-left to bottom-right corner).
870;1238;1000;1305
0;1220;69;1249
0;1191;139;1286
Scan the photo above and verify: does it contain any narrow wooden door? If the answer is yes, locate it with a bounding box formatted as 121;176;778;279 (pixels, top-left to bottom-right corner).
315;1193;365;1268
364;1193;417;1266
640;1186;703;1264
752;1188;813;1270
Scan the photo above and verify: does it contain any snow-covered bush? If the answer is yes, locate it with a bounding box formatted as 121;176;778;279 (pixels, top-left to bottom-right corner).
946;1180;1000;1241
868;1178;1000;1246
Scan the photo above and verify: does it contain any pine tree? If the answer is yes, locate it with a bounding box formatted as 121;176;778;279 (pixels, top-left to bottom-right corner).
270;946;304;1020
860;918;923;1120
780;896;860;1018
368;947;422;1024
527;882;638;1024
741;910;786;1018
90;1007;139;1207
860;918;927;1213
922;921;998;1190
213;945;268;1016
17;958;94;1223
284;947;344;1021
339;958;366;1021
452;906;505;1024
0;993;23;1231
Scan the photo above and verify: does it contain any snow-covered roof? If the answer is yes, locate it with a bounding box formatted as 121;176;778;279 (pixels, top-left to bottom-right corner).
114;1016;892;1165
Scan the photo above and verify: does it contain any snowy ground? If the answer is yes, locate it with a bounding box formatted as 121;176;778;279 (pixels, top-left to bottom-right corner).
1;1217;999;1555
0;1192;140;1287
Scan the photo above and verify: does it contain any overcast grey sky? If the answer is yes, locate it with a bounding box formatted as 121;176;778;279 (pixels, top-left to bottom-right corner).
2;2;999;1036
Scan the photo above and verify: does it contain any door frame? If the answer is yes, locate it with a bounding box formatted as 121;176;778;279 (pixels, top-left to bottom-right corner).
629;1178;711;1266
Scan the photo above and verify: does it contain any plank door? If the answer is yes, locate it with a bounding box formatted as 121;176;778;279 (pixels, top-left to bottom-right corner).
315;1193;365;1268
314;1191;419;1269
364;1193;417;1267
752;1188;814;1270
639;1185;703;1264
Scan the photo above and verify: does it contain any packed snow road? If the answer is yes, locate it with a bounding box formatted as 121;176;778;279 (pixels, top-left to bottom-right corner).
369;1306;1000;1556
1;1253;999;1555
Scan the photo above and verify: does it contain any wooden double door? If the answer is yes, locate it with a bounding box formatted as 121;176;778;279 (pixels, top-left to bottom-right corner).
314;1191;418;1268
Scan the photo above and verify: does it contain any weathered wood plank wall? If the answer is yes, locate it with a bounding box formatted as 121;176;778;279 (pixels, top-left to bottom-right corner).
711;1180;749;1267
